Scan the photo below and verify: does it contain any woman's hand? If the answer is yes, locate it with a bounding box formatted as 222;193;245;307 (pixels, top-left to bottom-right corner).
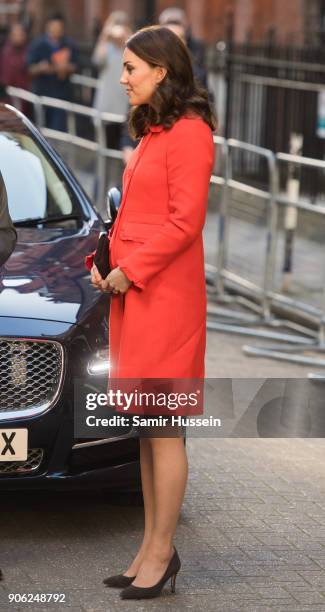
90;264;103;290
101;267;132;294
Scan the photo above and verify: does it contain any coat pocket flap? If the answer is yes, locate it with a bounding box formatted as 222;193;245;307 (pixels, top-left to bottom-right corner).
124;211;168;224
119;221;163;242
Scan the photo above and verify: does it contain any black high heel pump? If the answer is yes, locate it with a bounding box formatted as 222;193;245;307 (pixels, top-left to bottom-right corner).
120;547;181;600
103;573;136;588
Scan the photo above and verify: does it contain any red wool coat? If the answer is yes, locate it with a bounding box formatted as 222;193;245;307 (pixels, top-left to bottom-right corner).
86;116;214;412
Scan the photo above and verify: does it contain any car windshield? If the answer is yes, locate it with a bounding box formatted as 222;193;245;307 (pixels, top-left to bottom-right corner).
0;126;82;224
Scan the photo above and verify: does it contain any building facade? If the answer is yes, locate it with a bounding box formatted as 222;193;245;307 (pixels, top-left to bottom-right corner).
0;0;323;46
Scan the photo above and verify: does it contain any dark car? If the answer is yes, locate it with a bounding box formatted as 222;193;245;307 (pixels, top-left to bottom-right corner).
0;104;140;492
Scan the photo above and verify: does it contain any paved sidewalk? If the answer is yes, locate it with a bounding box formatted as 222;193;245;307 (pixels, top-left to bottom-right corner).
1;331;325;611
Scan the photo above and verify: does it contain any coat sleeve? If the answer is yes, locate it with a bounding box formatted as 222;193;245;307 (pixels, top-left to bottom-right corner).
116;119;214;290
0;173;17;268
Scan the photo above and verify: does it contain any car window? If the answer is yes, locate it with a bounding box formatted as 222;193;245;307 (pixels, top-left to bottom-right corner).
0;131;81;223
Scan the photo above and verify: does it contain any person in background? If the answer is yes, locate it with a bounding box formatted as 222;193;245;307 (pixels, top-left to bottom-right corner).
0;171;17;270
0;23;31;116
27;13;78;131
159;7;208;89
0;23;29;91
92;11;132;150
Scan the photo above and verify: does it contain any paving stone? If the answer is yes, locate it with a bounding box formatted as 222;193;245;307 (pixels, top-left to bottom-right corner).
246;573;311;586
254;585;296;599
292;591;325;604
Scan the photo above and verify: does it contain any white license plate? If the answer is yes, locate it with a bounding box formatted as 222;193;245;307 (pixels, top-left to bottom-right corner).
0;429;28;461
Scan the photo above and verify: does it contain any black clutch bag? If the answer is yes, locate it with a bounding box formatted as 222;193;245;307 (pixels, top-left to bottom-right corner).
88;187;121;279
93;232;110;279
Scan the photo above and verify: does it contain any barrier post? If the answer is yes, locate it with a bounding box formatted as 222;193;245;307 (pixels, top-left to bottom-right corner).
95;113;107;212
205;136;228;293
282;133;303;292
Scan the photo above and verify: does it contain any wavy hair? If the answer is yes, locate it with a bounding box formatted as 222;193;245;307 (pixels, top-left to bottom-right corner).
125;26;217;139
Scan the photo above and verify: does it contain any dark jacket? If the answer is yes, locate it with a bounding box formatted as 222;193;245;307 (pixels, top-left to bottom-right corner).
27;34;78;99
0;172;17;267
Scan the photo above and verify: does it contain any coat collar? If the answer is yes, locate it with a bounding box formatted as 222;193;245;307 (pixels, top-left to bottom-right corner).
149;125;164;133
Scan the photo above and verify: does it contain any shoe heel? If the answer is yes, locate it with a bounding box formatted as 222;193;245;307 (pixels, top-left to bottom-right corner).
170;572;177;593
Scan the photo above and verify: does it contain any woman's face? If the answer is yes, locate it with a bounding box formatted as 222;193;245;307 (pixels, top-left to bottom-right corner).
120;48;167;106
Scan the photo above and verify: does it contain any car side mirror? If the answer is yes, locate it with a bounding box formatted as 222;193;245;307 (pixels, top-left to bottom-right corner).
106;187;121;225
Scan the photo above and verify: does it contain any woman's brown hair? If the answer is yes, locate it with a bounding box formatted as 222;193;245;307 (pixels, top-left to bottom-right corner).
126;26;217;139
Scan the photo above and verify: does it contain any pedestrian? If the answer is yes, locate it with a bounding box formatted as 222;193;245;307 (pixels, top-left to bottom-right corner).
0;23;29;91
0;23;31;116
92;11;131;149
27;13;78;131
0;171;17;269
159;7;209;89
86;26;216;600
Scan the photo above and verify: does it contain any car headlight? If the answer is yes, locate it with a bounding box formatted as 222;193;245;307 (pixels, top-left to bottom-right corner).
87;349;110;376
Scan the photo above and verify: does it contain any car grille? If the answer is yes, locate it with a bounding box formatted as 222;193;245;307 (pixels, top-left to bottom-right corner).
0;338;63;419
0;448;44;475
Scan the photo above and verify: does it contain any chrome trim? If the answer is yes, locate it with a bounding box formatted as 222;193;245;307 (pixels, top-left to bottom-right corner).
0;337;65;422
0;403;54;422
72;430;137;449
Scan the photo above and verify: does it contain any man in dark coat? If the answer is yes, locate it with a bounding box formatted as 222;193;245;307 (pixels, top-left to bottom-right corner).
27;12;78;131
0;171;17;268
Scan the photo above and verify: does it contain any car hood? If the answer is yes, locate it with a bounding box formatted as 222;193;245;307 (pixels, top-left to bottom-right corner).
0;226;102;324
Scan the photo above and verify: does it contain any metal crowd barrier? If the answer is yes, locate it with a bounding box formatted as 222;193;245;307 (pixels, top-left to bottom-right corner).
207;139;317;344
242;152;325;367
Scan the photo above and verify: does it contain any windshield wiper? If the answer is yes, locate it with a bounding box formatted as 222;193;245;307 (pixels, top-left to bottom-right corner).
14;214;82;227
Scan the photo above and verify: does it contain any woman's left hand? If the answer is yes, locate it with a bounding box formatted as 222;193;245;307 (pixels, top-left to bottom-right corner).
101;267;132;294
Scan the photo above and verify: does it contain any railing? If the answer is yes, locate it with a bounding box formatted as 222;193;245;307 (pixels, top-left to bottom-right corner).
208;137;325;367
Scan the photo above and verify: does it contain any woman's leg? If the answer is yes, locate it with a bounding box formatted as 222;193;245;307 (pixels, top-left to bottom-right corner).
131;436;188;587
124;437;155;576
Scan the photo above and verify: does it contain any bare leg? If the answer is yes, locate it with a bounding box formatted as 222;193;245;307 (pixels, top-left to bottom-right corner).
131;436;188;587
124;437;155;576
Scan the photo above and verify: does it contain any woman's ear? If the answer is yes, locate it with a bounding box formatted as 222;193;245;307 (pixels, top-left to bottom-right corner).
156;66;167;84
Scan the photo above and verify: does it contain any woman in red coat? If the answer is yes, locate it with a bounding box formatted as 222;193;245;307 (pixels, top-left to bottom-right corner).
90;26;216;599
